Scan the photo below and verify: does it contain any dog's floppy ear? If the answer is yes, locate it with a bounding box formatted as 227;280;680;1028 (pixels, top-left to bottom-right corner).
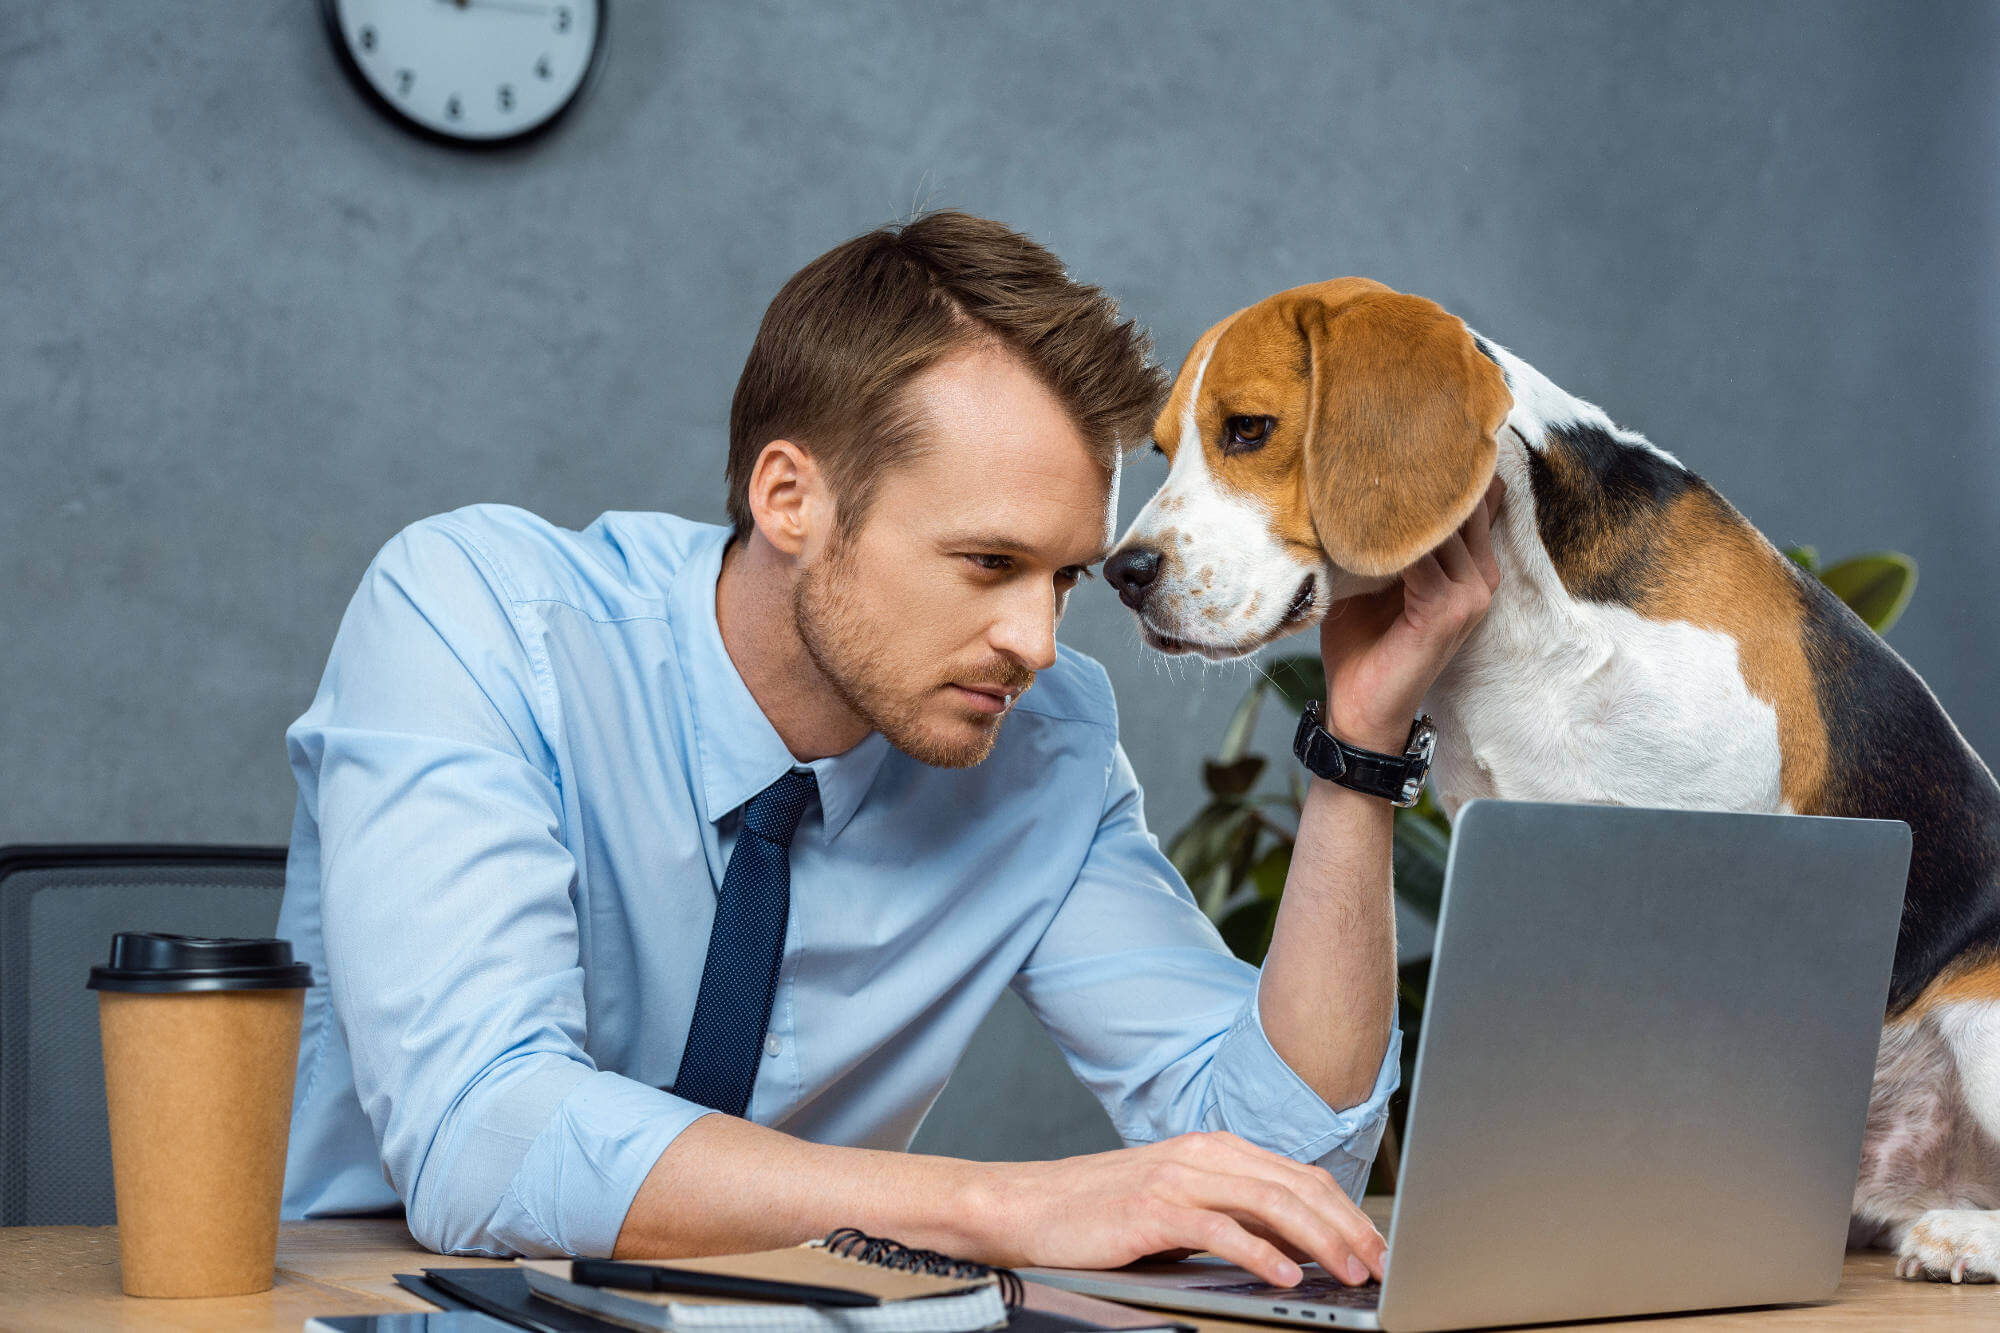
1295;288;1511;577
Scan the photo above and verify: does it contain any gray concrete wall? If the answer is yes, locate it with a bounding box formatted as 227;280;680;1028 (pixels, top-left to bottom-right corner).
6;2;1996;1162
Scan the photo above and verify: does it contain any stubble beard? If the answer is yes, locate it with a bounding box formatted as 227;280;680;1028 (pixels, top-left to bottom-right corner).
791;533;1005;770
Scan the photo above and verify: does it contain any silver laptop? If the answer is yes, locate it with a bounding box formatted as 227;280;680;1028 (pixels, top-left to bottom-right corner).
1026;798;1911;1331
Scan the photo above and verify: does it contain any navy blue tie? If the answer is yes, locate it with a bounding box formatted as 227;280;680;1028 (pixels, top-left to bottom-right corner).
672;768;818;1116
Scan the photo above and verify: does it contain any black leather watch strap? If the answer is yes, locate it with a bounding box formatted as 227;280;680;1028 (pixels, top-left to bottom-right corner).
1292;701;1435;807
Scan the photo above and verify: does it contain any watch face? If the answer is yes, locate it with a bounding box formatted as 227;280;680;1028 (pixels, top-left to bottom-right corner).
324;0;603;144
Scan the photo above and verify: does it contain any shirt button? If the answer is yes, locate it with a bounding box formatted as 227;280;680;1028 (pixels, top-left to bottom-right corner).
764;1035;782;1058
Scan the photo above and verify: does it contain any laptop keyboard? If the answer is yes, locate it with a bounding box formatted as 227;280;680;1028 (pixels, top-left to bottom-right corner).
1186;1275;1383;1309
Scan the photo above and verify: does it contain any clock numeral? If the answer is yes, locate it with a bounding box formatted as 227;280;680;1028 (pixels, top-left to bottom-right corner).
446;95;462;120
498;84;514;112
359;25;376;52
535;54;552;80
396;69;414;95
555;6;571;33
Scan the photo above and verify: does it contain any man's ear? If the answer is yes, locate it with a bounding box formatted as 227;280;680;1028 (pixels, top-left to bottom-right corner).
744;439;835;559
1295;289;1511;577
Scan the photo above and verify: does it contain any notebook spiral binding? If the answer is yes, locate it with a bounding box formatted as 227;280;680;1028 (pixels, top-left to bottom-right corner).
821;1226;1025;1309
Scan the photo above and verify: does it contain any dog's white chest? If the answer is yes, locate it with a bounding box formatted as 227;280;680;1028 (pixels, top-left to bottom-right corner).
1424;580;1787;818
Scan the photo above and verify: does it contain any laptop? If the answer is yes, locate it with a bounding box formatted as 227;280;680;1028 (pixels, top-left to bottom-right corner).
1025;799;1911;1331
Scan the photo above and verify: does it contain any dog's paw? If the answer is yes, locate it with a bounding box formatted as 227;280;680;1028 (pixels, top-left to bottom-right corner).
1895;1209;2000;1283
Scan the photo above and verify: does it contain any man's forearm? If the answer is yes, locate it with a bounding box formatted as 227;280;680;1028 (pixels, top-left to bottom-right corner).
614;1105;1391;1286
613;1112;1000;1260
1266;476;1503;1109
1256;768;1399;1111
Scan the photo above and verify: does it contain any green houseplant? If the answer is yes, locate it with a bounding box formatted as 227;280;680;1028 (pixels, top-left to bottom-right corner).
1168;547;1917;1192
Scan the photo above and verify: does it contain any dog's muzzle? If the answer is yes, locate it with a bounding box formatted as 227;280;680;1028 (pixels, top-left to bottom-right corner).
1104;546;1162;610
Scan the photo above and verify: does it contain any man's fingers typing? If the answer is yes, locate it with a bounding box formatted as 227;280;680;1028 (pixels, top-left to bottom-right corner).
1149;1147;1379;1284
1192;1134;1385;1279
1003;1134;1388;1289
1153;1205;1302;1287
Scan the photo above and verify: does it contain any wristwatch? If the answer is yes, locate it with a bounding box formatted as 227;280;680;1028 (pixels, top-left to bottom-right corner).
1292;700;1437;807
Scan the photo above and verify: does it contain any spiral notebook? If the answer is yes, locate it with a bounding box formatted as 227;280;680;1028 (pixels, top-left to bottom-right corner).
515;1229;1186;1333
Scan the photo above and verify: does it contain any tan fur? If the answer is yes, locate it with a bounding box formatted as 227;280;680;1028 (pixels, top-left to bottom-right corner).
1906;953;2000;1020
1534;449;1832;813
1150;315;1241;456
1295;282;1510;575
1154;278;1512;578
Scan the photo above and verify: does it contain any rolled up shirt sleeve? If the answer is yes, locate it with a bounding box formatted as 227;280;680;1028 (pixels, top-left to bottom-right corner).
1010;737;1400;1201
293;517;715;1257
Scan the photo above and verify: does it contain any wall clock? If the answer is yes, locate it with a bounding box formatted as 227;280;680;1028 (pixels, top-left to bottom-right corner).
320;0;605;146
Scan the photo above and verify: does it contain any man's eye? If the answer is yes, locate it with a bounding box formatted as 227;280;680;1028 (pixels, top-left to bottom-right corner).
967;554;1013;572
1221;415;1275;453
1057;565;1095;587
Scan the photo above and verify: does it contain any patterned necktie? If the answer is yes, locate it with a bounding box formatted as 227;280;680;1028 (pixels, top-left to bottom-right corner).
672;767;818;1116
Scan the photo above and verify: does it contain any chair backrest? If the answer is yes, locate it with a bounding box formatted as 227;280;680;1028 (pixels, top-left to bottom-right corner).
0;844;287;1226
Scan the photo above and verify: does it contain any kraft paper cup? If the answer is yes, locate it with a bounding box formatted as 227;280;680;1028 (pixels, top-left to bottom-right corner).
88;933;312;1298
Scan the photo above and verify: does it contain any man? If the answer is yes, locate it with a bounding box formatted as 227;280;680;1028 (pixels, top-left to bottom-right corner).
277;211;1502;1288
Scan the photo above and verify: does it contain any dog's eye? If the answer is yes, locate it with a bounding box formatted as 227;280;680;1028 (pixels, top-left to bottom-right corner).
1221;415;1275;454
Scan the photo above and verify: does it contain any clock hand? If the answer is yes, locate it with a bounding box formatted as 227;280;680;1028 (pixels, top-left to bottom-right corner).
442;0;556;15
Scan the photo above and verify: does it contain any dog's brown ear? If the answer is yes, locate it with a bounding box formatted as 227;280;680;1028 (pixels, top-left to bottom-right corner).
1295;288;1511;577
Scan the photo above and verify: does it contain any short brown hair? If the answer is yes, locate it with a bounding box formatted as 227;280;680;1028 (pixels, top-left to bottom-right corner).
726;211;1169;542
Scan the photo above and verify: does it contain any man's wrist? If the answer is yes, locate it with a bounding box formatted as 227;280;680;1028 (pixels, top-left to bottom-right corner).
952;1159;1027;1265
858;1151;1012;1262
1326;707;1411;756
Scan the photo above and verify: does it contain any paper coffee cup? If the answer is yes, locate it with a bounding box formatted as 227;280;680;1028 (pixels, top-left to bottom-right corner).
88;932;313;1298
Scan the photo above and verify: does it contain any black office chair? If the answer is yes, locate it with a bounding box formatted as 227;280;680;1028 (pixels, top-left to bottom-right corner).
0;844;288;1226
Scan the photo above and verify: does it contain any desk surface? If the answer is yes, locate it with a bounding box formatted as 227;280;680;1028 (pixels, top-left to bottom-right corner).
0;1208;1995;1332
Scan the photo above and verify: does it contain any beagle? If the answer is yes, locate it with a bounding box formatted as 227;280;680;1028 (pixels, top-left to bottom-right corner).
1105;278;2000;1283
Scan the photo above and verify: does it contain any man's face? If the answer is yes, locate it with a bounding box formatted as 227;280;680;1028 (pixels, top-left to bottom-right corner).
793;340;1115;768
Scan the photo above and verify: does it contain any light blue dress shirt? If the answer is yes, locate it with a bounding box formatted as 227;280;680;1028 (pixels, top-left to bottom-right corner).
276;504;1400;1258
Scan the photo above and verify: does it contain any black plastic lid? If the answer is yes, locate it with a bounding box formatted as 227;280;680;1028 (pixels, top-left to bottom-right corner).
86;932;314;993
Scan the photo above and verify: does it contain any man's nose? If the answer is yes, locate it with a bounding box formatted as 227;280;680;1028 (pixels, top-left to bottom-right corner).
993;608;1059;673
1103;547;1162;610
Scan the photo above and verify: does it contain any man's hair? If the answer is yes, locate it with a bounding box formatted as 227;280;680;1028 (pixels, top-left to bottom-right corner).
726;210;1169;542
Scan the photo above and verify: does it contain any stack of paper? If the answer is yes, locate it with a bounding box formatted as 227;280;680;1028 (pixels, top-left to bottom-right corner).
519;1248;1008;1333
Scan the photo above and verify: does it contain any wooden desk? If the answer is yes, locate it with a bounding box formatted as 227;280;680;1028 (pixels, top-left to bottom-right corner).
2;1208;1995;1332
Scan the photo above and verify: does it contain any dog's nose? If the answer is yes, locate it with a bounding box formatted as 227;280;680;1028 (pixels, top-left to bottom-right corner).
1103;547;1163;610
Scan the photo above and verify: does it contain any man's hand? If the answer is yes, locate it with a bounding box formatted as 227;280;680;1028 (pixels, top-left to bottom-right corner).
977;1130;1385;1287
616;1116;1383;1291
1319;476;1506;751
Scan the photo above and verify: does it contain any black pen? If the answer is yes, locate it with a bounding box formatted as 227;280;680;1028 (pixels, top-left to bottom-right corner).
569;1258;882;1308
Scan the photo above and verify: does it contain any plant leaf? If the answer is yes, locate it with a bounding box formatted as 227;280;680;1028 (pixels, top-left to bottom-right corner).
1248;842;1291;901
1391;809;1451;923
1168;802;1258;917
1263;654;1326;716
1203;755;1267;798
1819;552;1917;635
1217;896;1278;965
1782;544;1820;574
1407;786;1451;835
1397;956;1431;1021
1167;801;1248;874
1216;679;1269;763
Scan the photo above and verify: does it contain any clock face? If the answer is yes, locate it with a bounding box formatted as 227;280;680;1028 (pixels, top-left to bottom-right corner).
323;0;603;144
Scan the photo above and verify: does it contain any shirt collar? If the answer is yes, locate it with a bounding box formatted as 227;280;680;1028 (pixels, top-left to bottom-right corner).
666;525;891;842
